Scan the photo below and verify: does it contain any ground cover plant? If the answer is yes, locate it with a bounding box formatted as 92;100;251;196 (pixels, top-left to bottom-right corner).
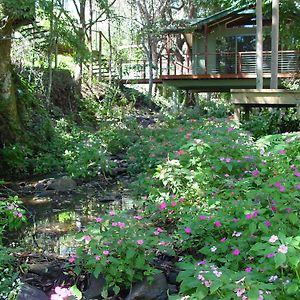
57;115;300;299
0;187;27;299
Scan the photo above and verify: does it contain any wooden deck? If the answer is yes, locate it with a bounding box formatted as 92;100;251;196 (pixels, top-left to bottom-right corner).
118;50;300;91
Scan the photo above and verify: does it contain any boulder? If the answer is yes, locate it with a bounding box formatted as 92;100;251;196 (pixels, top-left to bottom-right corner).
84;274;106;300
47;176;76;192
125;273;168;300
17;283;50;300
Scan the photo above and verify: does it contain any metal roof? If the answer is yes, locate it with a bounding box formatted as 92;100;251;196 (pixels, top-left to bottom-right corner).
165;4;255;33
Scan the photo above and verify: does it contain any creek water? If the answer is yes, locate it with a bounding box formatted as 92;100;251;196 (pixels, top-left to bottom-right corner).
9;175;135;257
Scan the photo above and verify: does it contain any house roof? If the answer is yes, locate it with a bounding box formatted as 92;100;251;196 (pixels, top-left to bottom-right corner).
166;4;256;33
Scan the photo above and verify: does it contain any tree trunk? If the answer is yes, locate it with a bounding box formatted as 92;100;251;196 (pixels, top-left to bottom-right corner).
0;20;21;145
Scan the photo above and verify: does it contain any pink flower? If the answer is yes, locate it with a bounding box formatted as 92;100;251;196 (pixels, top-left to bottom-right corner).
266;252;275;258
171;201;177;207
117;222;125;228
184;227;192;234
278;245;288;254
83;235;91;242
214;221;222;228
68;255;77;263
199;215;206;220
279;185;285;192
269;235;278;243
134;215;143;220
286;207;292;213
245;267;252;273
251;169;260;177
296;183;300;190
177;149;185;156
17;212;23;218
210;246;217;252
278;149;286;155
227;127;234;132
233;249;240;256
264;220;271;227
197;260;207;265
103;250;110;256
95;256;101;261
179;197;185;202
245;213;253;219
109;211;116;216
294;171;300;177
137;239;144;245
111;222;118;227
159;202;167;210
95;217;103;223
274;181;282;188
224;174;230;177
220;237;226;242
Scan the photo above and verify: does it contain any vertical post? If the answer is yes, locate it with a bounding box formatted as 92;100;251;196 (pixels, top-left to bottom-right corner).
167;34;171;75
204;25;208;74
159;56;162;76
270;0;279;89
98;31;102;80
143;60;146;79
256;0;263;89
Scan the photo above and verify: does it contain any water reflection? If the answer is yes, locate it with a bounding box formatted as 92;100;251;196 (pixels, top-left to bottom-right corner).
15;179;135;256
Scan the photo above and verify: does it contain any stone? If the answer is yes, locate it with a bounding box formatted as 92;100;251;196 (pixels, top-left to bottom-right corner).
166;271;178;285
28;262;63;279
84;274;106;300
125;273;168;300
17;283;50;300
47;176;77;192
167;284;178;295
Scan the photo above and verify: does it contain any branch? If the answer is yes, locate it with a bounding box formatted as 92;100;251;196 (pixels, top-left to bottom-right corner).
86;0;117;30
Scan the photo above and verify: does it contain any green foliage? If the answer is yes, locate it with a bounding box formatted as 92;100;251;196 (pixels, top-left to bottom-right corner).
125;115;300;299
241;108;300;139
71;211;174;296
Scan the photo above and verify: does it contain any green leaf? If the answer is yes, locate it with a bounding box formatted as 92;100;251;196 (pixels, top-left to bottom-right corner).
70;285;82;299
113;285;120;295
247;288;259;300
287;283;299;294
289;256;300;267
249;222;256;234
274;252;286;268
288;213;298;225
194;285;208;299
93;264;102;278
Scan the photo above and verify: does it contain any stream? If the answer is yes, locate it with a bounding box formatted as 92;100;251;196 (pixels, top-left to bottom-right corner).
7;169;135;256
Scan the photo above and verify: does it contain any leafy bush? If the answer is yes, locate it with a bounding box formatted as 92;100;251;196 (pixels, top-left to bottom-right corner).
70;211;174;297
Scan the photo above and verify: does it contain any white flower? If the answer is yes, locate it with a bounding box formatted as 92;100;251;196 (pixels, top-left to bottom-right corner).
210;246;217;252
268;235;278;243
269;275;278;282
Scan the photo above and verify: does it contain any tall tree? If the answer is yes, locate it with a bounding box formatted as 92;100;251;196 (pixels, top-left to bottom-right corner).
0;0;34;144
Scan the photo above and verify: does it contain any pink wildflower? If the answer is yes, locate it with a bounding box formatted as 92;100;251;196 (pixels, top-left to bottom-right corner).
68;255;77;263
95;217;103;223
214;221;222;228
177;149;185;156
197;260;207;265
294;171;300;177
245;267;252;273
220;237;226;242
296;183;300;190
278;149;286;155
233;249;240;256
274;181;282;188
137;239;144;245
134;215;143;220
83;235;91;242
103;250;110;256
199;215;206;220
264;220;271;227
266;252;276;258
95;256;101;261
159;202;167;210
224;173;230;177
278;245;288;254
184;227;192;234
109;211;116;216
269;235;278;243
171;201;177;207
251;169;260;177
279;185;285;192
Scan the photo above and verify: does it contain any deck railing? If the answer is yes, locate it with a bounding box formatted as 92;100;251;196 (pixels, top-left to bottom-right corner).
118;50;300;80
